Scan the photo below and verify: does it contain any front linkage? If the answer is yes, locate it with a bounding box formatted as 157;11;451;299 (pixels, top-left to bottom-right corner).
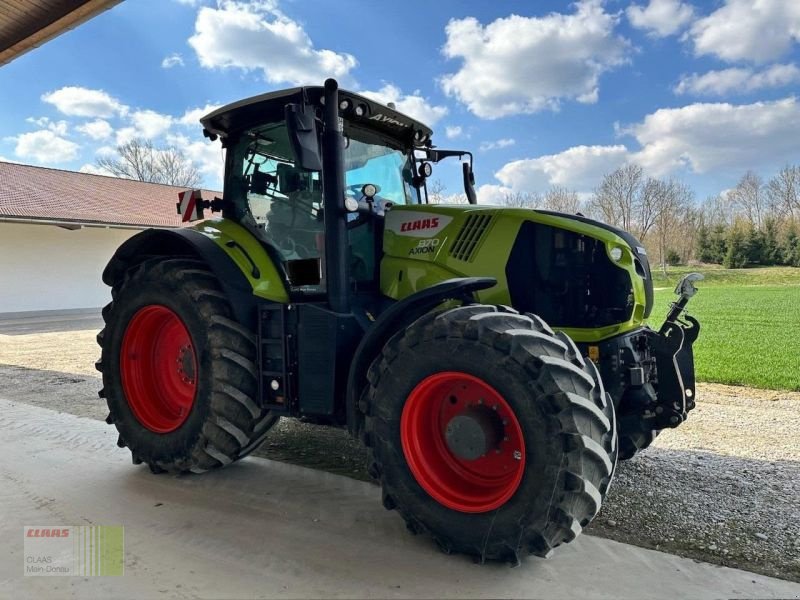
585;273;703;448
649;273;703;430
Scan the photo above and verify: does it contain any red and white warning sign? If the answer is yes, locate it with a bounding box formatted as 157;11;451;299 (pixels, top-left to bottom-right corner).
177;190;203;222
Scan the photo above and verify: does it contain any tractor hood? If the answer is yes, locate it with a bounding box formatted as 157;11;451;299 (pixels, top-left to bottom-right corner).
379;204;654;343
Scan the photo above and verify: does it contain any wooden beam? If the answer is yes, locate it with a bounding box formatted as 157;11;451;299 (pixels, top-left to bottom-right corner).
0;0;122;67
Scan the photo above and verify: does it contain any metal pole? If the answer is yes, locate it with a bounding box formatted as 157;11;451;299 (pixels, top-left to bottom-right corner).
321;78;349;313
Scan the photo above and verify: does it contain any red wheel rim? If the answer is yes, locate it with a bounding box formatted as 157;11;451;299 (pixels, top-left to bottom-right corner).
400;372;526;513
120;305;197;433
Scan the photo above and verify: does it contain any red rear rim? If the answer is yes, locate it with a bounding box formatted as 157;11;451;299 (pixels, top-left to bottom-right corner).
400;371;526;513
120;305;197;433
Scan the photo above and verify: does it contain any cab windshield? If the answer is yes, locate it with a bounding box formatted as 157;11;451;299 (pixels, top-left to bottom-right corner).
344;137;418;208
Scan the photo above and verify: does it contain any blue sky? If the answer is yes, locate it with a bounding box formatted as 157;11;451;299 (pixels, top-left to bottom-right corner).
1;0;799;202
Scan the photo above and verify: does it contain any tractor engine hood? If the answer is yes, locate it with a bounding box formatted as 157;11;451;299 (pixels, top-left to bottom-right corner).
380;205;654;341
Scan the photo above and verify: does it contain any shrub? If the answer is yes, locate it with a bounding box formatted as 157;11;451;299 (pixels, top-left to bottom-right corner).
666;249;682;266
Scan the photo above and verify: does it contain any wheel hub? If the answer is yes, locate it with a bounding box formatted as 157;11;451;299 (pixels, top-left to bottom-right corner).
177;344;195;384
444;407;503;461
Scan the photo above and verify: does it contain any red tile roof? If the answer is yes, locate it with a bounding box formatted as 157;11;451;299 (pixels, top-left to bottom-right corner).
0;161;220;228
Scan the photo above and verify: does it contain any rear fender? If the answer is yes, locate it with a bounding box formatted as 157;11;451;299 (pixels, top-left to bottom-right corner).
103;222;288;328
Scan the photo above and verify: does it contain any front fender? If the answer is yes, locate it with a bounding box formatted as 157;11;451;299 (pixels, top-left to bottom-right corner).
345;277;496;436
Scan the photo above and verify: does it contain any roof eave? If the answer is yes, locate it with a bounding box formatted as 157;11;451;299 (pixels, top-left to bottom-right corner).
0;216;175;231
0;0;122;67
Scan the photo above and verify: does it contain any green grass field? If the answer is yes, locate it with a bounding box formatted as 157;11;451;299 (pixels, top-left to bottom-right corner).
649;266;800;391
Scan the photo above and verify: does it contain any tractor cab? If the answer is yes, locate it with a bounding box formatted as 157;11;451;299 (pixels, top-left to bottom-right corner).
200;81;476;298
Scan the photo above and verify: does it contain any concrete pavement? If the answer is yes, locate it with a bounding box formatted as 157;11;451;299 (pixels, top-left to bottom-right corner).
0;308;102;335
0;399;798;599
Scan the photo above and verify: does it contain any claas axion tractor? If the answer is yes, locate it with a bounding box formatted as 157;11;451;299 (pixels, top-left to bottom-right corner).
97;79;702;563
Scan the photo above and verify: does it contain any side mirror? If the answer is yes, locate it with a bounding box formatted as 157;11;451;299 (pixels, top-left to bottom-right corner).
463;162;477;205
285;103;322;171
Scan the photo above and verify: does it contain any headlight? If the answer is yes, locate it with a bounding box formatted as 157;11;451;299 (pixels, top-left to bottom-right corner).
609;247;623;261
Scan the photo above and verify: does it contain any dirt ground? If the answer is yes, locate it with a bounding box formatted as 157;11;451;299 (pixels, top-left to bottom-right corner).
1;329;799;582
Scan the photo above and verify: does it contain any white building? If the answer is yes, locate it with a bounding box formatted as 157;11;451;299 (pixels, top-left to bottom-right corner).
0;161;212;313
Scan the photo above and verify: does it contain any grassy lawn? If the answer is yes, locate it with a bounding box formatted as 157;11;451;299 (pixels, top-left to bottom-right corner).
649;266;800;391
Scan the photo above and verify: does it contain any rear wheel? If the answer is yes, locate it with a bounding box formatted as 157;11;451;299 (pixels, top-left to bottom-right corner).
362;305;617;563
97;258;277;473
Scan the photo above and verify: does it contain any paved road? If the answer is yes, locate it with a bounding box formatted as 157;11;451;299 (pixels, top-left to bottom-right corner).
0;309;102;335
1;400;798;600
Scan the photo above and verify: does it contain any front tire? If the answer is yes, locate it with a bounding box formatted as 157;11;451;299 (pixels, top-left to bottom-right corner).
97;258;277;473
362;305;617;563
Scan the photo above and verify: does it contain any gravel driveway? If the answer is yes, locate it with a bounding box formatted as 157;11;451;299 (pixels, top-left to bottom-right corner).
1;328;799;582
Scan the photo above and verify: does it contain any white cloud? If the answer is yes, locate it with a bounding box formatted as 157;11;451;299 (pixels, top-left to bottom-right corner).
76;119;114;140
445;125;463;139
115;127;138;146
690;0;800;64
79;163;112;176
626;97;800;175
440;1;629;119
495;145;630;192
15;130;80;164
675;63;800;96
188;1;357;85
95;145;117;157
130;110;173;139
626;0;694;37
479;138;516;152
25;117;69;135
161;53;185;68
41;86;127;118
476;184;514;204
360;84;448;126
25;116;50;128
179;103;223;126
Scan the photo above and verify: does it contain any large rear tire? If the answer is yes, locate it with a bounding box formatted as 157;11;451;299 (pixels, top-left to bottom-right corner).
361;305;617;563
97;258;277;473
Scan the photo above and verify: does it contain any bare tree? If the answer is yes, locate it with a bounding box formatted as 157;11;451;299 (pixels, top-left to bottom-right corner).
427;179;468;204
501;191;541;208
652;179;694;273
729;171;767;229
97;138;202;187
427;179;447;203
767;164;800;221
542;186;582;214
678;204;701;264
591;164;641;232
700;193;734;228
589;165;661;240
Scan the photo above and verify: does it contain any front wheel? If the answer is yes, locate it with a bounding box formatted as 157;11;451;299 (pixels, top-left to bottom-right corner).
362;305;617;563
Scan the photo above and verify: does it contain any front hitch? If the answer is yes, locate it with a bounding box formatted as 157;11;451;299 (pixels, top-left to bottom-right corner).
650;273;703;429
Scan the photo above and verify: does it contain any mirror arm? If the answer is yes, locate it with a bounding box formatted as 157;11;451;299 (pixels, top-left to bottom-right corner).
463;161;477;205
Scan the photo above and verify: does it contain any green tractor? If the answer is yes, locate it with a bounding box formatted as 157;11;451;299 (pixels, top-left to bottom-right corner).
97;79;701;563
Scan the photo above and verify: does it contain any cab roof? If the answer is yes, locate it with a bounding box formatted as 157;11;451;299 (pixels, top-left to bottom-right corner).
200;86;433;146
